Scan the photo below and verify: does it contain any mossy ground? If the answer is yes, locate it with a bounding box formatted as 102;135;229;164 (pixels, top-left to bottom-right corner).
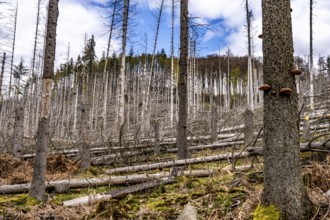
0;163;256;219
1;149;328;219
87;169;251;219
253;204;280;220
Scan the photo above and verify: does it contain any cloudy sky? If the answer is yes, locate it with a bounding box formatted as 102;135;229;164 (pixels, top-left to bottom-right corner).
1;0;330;70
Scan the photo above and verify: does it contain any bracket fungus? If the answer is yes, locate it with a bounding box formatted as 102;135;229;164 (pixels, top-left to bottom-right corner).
291;69;302;76
259;84;272;91
279;88;293;95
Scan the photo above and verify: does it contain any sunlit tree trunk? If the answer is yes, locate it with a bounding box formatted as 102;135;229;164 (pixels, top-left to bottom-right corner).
261;0;312;218
170;0;175;127
177;0;188;159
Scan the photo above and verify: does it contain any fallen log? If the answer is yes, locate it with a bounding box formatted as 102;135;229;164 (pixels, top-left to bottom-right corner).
167;140;246;153
63;177;175;207
91;140;249;166
104;152;250;175
246;141;330;155
91;148;155;166
0;170;214;194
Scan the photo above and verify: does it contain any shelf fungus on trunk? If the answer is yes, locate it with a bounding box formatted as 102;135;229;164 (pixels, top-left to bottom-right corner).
291;69;302;76
279;88;293;95
259;84;272;91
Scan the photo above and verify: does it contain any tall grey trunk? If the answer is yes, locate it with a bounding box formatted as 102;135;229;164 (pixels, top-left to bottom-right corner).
246;0;254;110
8;2;18;98
226;50;231;109
170;0;175;127
177;0;188;159
30;0;59;202
13;101;24;159
309;0;314;111
102;1;117;132
152;119;160;156
117;0;129;129
210;77;217;143
0;52;5;100
261;0;312;218
243;109;254;147
77;69;90;169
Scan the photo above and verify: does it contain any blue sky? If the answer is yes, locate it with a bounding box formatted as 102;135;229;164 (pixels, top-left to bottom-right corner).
1;0;330;70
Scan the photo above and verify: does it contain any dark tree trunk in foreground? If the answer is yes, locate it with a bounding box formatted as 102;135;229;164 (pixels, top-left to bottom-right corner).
30;0;59;202
261;0;312;219
177;0;188;159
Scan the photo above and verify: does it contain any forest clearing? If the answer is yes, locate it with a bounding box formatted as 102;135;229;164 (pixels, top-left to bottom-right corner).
1;0;330;219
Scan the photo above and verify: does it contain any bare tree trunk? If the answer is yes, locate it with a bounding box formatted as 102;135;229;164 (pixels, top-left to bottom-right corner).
309;0;314;111
117;0;129;130
8;2;18;98
226;49;231;110
210;77;217;143
177;0;189;159
30;0;59;202
102;0;118;131
243;109;254;147
261;0;312;218
170;0;175;127
151;118;160;156
0;52;5;100
77;68;90;169
244;0;255;147
13;101;24;159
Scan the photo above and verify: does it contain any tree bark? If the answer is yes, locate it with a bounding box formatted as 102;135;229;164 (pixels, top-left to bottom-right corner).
0;52;5;100
117;0;129;130
29;0;59;202
12;103;24;159
170;0;175;127
177;0;189;159
261;0;312;218
8;2;18;98
243;109;255;147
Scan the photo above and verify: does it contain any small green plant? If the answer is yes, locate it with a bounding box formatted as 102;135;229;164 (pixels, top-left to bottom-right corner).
253;204;280;220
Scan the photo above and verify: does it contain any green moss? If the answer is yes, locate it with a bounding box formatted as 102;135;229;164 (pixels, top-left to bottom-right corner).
90;199;132;219
0;194;28;206
86;166;102;176
301;152;312;159
25;196;39;206
253;204;280;220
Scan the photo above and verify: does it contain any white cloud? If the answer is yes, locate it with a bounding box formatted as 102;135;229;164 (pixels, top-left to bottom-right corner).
3;0;330;73
10;0;119;71
189;0;245;28
201;0;330;62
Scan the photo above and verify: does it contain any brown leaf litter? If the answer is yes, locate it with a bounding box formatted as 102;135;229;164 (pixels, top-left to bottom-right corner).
0;154;79;185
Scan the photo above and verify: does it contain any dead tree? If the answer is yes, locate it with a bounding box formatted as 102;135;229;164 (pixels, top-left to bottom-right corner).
170;0;175;127
8;1;18;97
29;0;59;202
0;52;5;100
117;0;129;130
244;0;255;147
177;0;188;159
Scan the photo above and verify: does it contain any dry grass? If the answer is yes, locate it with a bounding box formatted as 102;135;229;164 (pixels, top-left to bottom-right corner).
0;154;79;185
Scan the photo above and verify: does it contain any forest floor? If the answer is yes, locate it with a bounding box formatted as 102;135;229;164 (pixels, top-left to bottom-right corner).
1;148;330;219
